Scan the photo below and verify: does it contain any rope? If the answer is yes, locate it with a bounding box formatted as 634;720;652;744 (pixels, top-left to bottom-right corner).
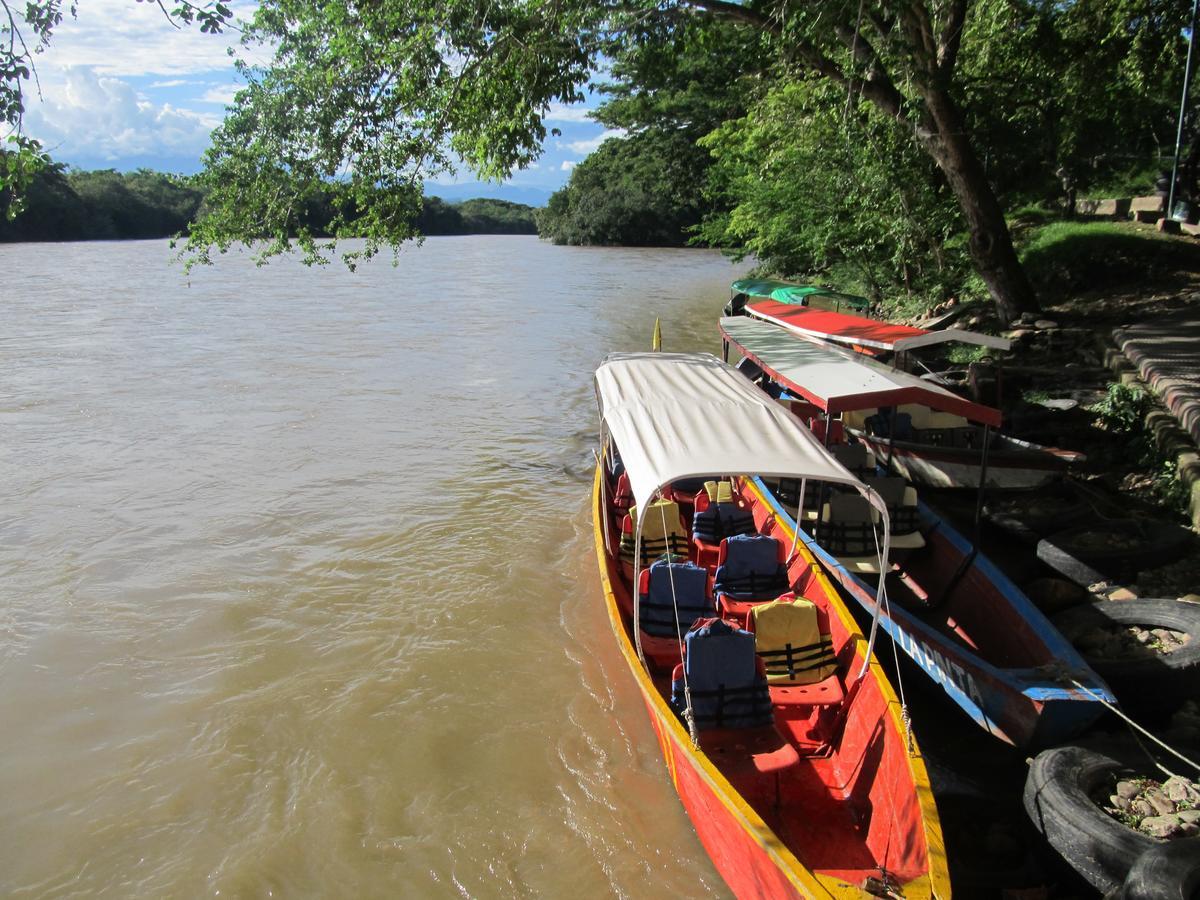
657;499;700;747
1068;678;1200;778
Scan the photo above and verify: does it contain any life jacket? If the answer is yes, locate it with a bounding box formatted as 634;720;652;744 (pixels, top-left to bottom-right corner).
865;475;918;535
670;618;773;730
619;499;689;567
821;493;877;558
713;534;788;600
692;501;755;545
639;560;714;638
750;595;837;684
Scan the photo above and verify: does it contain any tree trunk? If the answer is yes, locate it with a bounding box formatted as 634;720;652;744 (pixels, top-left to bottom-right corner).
920;88;1039;324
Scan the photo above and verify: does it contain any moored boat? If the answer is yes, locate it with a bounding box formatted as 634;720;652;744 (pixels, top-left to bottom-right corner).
593;351;949;898
740;298;1009;358
719;315;1079;491
716;317;1114;747
726;279;872;317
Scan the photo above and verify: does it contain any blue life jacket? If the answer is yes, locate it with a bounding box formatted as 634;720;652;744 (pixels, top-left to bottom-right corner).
639;561;714;638
714;534;788;599
670;618;773;730
692;502;755;545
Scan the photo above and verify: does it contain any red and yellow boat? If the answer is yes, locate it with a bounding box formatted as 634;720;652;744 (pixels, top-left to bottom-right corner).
593;352;949;898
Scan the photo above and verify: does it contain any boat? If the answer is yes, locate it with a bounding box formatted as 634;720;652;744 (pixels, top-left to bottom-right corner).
593;351;949;899
717;317;1115;747
726;279;872;317
740;298;1010;359
719;315;1079;491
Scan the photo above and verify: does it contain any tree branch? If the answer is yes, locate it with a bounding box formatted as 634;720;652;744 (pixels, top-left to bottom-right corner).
938;0;967;77
676;0;781;34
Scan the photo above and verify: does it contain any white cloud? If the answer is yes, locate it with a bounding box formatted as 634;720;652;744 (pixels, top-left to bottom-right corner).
23;67;218;163
149;79;200;89
34;0;256;77
198;84;241;105
567;129;624;156
544;102;595;123
560;161;576;172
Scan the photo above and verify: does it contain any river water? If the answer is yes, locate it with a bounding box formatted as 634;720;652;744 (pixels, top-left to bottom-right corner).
0;237;742;898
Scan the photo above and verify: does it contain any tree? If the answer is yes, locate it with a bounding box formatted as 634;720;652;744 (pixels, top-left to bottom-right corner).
179;0;1052;318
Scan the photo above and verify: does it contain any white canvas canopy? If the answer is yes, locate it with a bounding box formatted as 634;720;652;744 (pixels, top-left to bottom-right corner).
719;316;1003;427
594;351;891;674
595;351;880;513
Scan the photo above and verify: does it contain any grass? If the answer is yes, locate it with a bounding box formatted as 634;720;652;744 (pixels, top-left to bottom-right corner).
1019;220;1200;299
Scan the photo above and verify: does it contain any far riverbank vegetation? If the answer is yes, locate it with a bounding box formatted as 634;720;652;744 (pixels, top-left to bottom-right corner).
0;166;538;243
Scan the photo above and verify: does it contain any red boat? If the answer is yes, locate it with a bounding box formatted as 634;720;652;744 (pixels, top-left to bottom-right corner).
593;352;949;898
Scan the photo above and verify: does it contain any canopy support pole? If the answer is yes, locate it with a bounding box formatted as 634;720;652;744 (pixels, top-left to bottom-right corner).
936;425;991;606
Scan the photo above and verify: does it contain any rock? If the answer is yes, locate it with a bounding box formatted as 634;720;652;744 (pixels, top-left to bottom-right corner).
1034;319;1060;329
1108;587;1139;601
1181;593;1200;604
1144;786;1177;816
1089;581;1111;594
1110;793;1132;810
1131;798;1155;818
1139;815;1183;838
1116;780;1142;800
1036;398;1079;410
1179;809;1200;824
1164;776;1200;804
1018;312;1038;325
1181;822;1200;836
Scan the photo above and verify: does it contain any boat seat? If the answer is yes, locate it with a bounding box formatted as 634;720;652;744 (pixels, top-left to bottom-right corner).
714;534;790;617
807;417;845;445
865;409;914;441
638;560;715;639
670;618;800;796
612;471;634;512
619;499;691;573
665;477;709;505
830;442;871;476
748;594;837;685
865;475;920;536
692;483;756;568
819;494;881;573
670;618;775;730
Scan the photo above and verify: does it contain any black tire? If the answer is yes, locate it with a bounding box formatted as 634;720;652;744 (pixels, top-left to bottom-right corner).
1050;599;1200;712
1023;741;1179;893
1036;519;1194;585
1116;838;1200;900
984;487;1092;546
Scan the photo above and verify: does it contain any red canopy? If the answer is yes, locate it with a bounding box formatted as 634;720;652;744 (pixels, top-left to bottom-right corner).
745;300;1009;353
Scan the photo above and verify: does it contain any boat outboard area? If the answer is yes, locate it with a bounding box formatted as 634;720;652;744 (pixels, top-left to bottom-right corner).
592;351;950;899
716;316;1116;748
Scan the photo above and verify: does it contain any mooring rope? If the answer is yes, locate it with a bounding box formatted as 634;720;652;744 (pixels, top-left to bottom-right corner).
1069;677;1200;778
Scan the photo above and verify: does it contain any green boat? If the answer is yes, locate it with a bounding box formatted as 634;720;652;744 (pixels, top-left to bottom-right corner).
727;278;871;316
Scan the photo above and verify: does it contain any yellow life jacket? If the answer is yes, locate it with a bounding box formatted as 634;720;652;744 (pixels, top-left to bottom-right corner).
751;596;836;684
620;499;690;566
703;480;734;504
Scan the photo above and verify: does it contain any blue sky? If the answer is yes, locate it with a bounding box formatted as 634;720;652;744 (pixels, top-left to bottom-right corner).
20;0;618;204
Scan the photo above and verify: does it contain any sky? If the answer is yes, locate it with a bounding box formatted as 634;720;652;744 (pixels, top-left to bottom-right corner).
18;0;619;205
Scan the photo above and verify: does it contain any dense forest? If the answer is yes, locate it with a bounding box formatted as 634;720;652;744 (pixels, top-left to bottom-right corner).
0;167;538;243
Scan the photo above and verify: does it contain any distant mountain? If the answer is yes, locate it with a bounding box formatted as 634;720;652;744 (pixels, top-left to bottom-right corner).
424;181;553;208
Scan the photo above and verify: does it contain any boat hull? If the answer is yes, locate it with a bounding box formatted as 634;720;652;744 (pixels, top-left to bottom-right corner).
592;466;950;898
753;480;1113;748
855;432;1081;491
